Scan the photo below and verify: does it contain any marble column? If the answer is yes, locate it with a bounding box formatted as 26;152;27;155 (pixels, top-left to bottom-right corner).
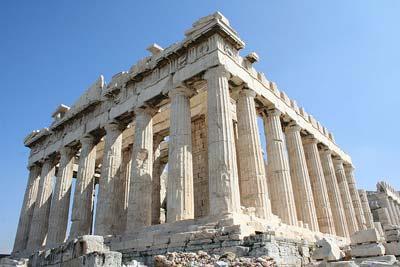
126;107;155;229
333;158;358;235
236;89;271;219
204;66;241;215
376;193;396;226
95;121;123;236
344;165;367;230
119;146;132;231
12;163;42;254
26;156;56;251
395;203;400;224
358;189;375;229
167;86;194;222
376;207;392;227
69;135;97;238
303;136;335;235
284;122;318;231
263;108;297;226
389;199;400;225
319;148;349;237
152;144;166;225
46;147;75;248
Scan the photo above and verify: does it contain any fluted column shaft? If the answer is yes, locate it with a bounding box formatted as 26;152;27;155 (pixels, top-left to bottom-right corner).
95;121;123;236
319;149;349;237
344;165;366;230
13;164;42;254
285;123;318;231
47;147;75;248
334;159;358;234
126;108;155;229
303;137;335;235
263;108;297;226
204;66;241;215
152;144;166;225
236;89;271;219
26;157;56;251
389;198;400;225
167;87;194;222
377;193;396;224
119;146;132;231
395;203;400;224
358;189;375;229
69;135;97;238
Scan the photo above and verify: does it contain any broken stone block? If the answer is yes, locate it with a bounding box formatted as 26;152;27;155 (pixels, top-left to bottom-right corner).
0;258;28;267
356;255;397;266
350;228;384;245
312;238;344;261
383;241;400;256
350;243;385;257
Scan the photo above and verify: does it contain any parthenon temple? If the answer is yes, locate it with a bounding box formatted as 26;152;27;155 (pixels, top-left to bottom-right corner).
8;12;400;266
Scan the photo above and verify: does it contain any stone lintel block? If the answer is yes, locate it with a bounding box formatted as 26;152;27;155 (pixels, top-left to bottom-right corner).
350;243;385;257
350;228;384;245
383;241;400;256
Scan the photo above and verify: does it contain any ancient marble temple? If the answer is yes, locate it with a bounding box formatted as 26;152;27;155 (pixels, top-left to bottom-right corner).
12;12;375;259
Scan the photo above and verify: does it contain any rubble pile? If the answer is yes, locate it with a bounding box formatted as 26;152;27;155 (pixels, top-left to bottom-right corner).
153;251;275;267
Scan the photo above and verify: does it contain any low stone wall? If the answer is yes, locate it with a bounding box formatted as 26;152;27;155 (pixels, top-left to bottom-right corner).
27;236;122;267
119;233;312;266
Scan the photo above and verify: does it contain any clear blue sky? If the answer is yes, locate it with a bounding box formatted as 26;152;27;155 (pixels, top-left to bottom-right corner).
1;1;399;254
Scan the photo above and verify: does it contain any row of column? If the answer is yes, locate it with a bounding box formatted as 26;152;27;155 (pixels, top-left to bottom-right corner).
14;65;373;255
376;193;400;226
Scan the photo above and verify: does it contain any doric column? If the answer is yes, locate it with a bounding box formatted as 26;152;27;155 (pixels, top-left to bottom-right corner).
95;121;123;236
395;203;400;224
126;107;156;230
263;108;297;226
284;122;318;231
118;146;132;232
167;86;194;222
26;156;56;251
319;148;349;237
46;147;75;248
12;163;42;254
358;189;375;229
376;192;396;227
69;135;97;238
376;207;392;227
344;165;367;230
389;198;400;225
302;136;335;235
152;143;166;225
236;89;271;219
333;158;358;234
204;66;241;215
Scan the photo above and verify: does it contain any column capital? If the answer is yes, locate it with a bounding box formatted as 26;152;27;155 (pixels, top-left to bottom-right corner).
332;157;344;166
104;120;124;133
344;164;355;172
239;88;256;98
168;85;195;98
134;106;158;117
59;146;76;159
285;121;302;133
319;147;333;156
80;134;96;146
265;107;281;117
203;65;230;80
302;135;318;145
27;161;42;170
